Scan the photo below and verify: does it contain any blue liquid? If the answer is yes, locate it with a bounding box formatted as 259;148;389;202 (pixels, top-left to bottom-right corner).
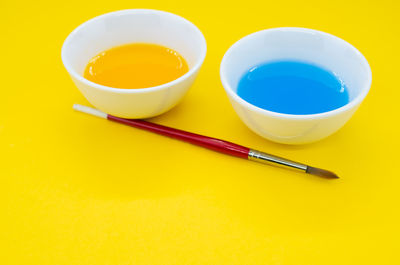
237;61;349;115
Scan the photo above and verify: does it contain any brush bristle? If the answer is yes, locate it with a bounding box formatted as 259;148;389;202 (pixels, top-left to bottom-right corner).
306;166;339;179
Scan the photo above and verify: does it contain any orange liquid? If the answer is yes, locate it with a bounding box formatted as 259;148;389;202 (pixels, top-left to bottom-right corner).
84;43;189;89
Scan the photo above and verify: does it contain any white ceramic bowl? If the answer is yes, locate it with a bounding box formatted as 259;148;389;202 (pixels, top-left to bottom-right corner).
62;9;206;118
220;27;372;144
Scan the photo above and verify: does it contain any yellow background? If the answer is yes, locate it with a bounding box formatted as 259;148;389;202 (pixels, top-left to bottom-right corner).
2;0;400;264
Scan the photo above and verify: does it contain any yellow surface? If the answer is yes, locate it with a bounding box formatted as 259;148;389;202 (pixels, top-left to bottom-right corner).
2;1;400;264
84;43;188;89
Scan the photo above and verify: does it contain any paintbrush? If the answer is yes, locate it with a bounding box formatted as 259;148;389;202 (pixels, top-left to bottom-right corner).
73;104;338;179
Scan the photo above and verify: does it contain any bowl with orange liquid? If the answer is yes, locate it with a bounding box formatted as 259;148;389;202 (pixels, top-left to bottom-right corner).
62;9;206;118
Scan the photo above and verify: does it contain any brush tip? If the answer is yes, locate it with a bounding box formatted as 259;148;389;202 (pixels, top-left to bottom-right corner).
306;166;339;179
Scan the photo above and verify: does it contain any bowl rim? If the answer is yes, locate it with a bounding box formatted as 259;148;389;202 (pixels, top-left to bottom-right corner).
220;27;372;120
61;9;207;94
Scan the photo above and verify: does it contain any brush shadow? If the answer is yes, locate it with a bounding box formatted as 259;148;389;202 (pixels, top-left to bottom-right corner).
68;94;343;202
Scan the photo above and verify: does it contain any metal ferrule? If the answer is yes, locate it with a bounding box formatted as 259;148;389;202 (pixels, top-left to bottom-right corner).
248;149;307;172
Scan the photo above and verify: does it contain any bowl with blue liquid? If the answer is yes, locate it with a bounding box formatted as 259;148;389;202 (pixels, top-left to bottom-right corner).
220;28;372;144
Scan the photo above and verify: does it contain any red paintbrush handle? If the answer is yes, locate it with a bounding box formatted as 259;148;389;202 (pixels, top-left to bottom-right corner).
107;115;250;159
